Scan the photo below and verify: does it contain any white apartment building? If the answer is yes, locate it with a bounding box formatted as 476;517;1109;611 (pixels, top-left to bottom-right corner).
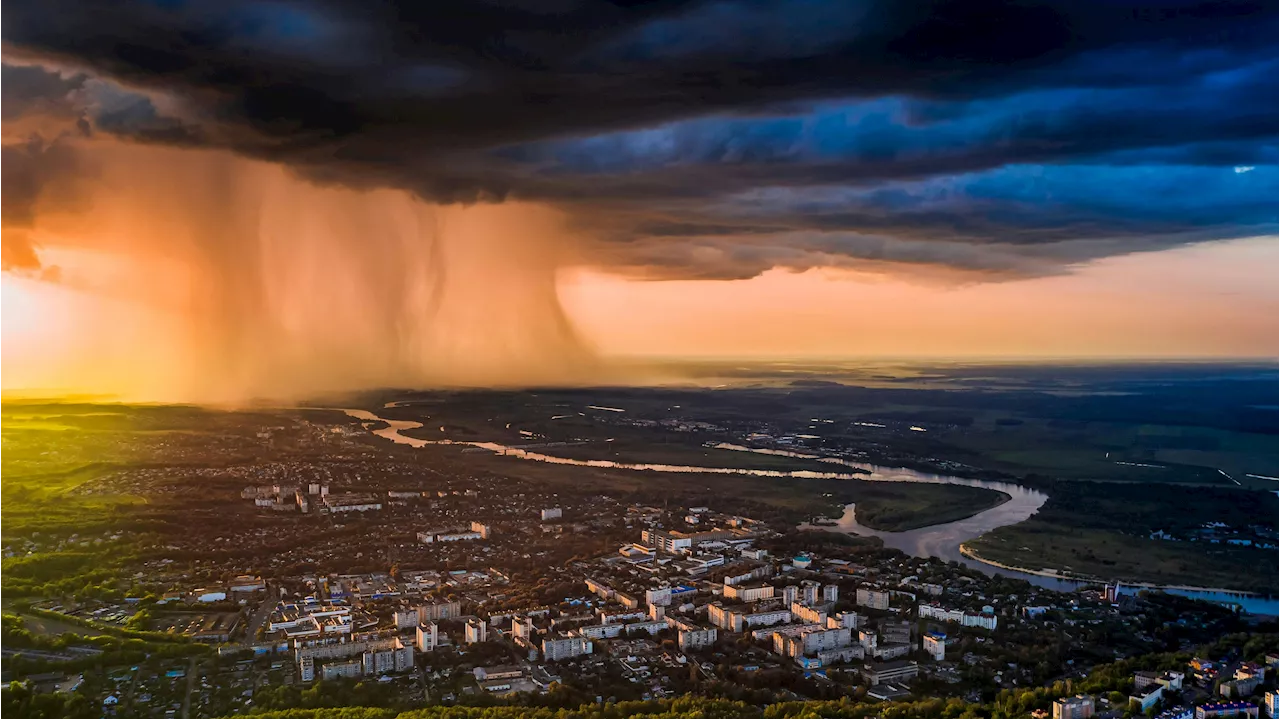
724;582;775;602
578;623;625;640
298;636;413;682
790;602;828;626
678;626;719;651
416;622;438;652
827;612;862;630
917;604;999;630
645;586;673;606
464;618;488;644
856;588;890;610
542;635;593;661
708;603;791;633
512;616;534;640
802;581;821;605
923;632;946;661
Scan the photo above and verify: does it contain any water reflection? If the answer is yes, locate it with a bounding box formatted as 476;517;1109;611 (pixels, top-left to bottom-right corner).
343;407;1277;615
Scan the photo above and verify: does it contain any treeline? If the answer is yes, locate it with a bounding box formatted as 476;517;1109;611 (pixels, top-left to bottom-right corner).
1;542;148;599
2;613;210;678
206;631;1277;719
18;605;196;644
0;683;100;719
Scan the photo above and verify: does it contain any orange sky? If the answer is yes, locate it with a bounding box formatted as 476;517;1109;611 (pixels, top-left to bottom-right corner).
563;236;1279;360
1;143;1274;402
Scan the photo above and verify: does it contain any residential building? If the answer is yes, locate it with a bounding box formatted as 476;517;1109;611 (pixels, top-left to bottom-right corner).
578;623;625;640
859;629;878;651
823;584;839;603
584;578;614;601
645;586;672;606
917;603;999;630
1138;671;1186;691
678;625;719;651
827;612;861;630
394;609;421;630
790;602;828;626
857;588;890;611
512;616;534;640
1265;693;1278;719
323;493;383;513
1195;704;1259;719
419;600;461;622
541;635;593;661
415;623;438;652
923;632;946;661
465;618;488;644
882;620;912;644
540;508;562;521
1131;684;1164;712
297;635;413;682
802;580;821;605
1052;695;1096;719
1222;665;1264;698
724;582;774;602
708;603;791;633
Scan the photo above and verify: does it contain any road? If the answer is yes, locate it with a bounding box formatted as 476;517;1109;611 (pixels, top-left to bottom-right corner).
242;584;275;644
181;657;199;719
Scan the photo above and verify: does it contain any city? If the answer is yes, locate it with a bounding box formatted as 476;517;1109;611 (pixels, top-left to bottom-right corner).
1;387;1276;719
2;0;1278;718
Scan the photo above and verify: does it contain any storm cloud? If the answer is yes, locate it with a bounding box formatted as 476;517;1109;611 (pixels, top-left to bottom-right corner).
2;0;1276;279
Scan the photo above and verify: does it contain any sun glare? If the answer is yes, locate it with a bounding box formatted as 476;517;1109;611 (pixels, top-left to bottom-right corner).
0;273;45;340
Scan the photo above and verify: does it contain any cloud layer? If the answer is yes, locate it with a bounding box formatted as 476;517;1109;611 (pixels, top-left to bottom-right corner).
3;0;1276;280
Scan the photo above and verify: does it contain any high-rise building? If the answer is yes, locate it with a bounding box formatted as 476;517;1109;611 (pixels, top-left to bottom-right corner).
542;635;593;661
802;580;820;605
678;626;719;651
922;632;946;661
512;616;534;640
420;600;461;622
416;622;439;652
823;584;839;603
856;588;890;611
297;636;413;682
465;618;488;644
782;585;799;605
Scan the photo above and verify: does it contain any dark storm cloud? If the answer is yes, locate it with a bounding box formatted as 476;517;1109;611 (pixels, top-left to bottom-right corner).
1;62;87;123
2;0;1276;279
1;136;82;275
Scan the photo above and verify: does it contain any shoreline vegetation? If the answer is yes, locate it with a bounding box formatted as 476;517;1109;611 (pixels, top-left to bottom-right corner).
957;544;1277;599
843;490;1012;533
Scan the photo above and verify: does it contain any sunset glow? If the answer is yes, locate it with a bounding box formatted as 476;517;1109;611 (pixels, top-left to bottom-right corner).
2;1;1276;401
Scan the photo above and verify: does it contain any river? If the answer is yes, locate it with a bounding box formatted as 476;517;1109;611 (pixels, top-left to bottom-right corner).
340;407;1277;616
